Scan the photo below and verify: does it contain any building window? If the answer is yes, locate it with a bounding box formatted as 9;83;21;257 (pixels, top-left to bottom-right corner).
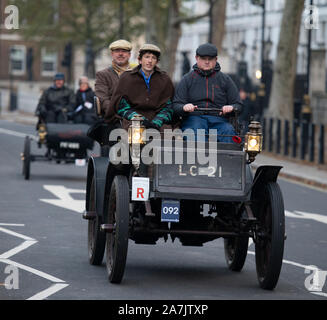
9;45;26;75
41;48;58;76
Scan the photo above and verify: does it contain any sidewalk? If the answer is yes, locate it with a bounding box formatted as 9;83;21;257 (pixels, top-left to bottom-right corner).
1;110;326;190
253;153;327;190
0;110;37;126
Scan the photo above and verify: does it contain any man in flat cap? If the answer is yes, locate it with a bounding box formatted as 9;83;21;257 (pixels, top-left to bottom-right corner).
105;44;174;131
35;73;75;123
95;39;133;117
173;43;242;142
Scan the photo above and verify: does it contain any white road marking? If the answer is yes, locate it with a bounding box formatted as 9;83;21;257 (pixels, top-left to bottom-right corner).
0;223;25;227
0;225;68;299
311;292;327;298
0;240;37;259
40;185;85;213
285;210;327;225
0;127;37;140
247;209;327;298
27;283;69;300
0;258;65;283
0;226;34;241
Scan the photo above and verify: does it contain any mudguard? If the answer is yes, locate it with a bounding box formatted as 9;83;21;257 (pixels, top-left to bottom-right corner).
251;165;283;200
85;156;110;218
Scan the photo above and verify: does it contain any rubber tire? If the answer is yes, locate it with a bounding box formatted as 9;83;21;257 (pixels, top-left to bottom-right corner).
23;136;31;180
105;175;130;284
88;178;106;265
224;236;249;272
255;182;285;290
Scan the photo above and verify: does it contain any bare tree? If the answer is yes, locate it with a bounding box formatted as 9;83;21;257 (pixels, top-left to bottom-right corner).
142;0;212;77
211;0;227;53
267;0;305;120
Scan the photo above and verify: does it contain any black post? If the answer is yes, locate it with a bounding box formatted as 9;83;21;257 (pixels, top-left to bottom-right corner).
276;119;281;154
292;119;298;158
26;48;34;82
262;117;266;150
319;125;325;164
268;118;273;152
300;120;309;160
309;123;315;162
9;48;17;111
284;120;289;156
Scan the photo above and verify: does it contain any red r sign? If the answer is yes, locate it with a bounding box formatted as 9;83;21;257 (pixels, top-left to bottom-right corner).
137;188;144;199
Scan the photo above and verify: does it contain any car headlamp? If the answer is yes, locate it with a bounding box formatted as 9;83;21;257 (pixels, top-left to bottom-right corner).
245;121;263;163
128;116;146;145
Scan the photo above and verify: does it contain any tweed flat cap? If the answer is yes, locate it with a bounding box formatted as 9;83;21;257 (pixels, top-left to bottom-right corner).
109;39;132;51
139;43;161;54
196;43;218;57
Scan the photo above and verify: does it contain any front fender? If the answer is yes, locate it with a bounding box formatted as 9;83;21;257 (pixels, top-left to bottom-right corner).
85;156;110;218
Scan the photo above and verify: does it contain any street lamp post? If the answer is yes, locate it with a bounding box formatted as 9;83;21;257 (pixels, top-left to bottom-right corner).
302;0;314;123
300;0;314;158
263;36;273;110
238;41;248;89
251;0;266;117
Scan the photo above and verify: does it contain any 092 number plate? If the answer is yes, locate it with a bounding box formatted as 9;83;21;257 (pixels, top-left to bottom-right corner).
161;199;180;223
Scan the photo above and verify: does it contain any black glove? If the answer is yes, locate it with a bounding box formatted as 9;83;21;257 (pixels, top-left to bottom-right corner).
66;112;75;120
142;119;160;130
35;107;47;118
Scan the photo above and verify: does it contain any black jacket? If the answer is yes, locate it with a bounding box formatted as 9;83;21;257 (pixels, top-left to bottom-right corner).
36;85;75;115
75;87;95;110
74;87;97;125
173;63;242;117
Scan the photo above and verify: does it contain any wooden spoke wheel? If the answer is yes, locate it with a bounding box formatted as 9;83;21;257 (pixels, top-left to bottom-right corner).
105;175;130;284
255;182;285;290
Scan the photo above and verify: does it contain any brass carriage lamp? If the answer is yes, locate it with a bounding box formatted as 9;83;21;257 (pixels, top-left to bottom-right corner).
38;123;47;144
128;115;146;145
245;121;263;163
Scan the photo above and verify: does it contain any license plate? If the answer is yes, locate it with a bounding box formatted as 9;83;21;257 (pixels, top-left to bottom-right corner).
75;159;86;166
161;199;180;223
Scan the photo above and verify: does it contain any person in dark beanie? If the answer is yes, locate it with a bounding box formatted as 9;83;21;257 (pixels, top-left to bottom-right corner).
173;43;243;142
105;44;174;131
35;73;75;123
73;76;97;125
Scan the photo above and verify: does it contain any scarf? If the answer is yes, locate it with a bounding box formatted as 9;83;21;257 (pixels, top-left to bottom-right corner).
112;61;133;77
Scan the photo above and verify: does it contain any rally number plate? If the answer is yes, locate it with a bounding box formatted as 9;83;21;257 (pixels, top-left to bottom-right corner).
161;199;180;223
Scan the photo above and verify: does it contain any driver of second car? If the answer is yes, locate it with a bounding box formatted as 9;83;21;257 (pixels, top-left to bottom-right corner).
173;43;243;143
35;73;75;124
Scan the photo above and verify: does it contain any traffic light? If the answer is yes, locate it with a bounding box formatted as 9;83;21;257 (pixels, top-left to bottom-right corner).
61;42;72;67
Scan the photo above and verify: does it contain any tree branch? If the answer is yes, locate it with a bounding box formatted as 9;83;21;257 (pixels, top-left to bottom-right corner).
172;11;210;27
